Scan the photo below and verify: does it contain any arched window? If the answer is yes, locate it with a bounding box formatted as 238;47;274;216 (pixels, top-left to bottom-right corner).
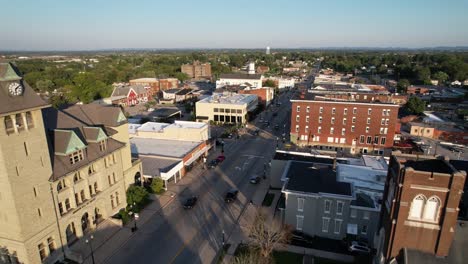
15;114;24;131
57;182;63;192
409;194;426;219
423;196;440;222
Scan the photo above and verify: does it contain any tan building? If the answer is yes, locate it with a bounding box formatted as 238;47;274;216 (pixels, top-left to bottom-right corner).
0;63;141;264
195;93;258;124
129;120;210;141
181;61;211;79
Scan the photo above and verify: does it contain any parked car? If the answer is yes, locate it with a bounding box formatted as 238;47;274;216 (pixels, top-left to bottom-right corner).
348;241;371;254
291;230;314;243
250;176;261;184
216;155;225;162
224;189;239;203
208;159;219;168
183;196;198;209
253;129;260;136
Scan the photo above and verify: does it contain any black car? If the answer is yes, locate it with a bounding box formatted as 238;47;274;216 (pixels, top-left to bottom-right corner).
208;159;219;168
272;112;278;117
225;189;239;203
274;124;279;130
183;196;198;209
250;176;261;184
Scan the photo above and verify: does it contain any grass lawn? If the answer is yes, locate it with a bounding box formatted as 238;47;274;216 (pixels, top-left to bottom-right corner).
262;193;275;207
272;251;303;264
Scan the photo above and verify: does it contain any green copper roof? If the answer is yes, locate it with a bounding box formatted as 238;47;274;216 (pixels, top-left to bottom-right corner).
117;110;126;123
0;63;21;82
64;130;86;154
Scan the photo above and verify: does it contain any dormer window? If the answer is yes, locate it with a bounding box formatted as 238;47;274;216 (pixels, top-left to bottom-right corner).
69;150;84;165
99;140;107;152
56;179;68;192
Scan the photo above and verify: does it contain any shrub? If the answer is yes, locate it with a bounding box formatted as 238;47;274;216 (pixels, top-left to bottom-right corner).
118;209;130;225
150;177;165;194
126;185;149;209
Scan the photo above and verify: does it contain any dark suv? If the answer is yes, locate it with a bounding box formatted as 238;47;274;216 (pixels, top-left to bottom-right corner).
224;189;239;203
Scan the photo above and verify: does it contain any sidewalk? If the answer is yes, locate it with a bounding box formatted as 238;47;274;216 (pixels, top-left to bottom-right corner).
69;163;207;264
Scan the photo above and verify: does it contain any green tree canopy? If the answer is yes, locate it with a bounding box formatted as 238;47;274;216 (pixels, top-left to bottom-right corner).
263;79;276;88
397;79;410;93
70;72;112;103
126;185;149;206
433;71;449;85
149;177;165;194
406;96;426;114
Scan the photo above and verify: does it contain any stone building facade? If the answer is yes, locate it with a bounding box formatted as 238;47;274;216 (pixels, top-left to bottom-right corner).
0;63;142;264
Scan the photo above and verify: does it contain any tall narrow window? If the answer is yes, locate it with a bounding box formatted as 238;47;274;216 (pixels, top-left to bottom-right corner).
26;112;34;128
336;201;344;215
65;198;71;210
351;126;355;132
381;137;386;145
361;225;368;234
343;118;347;125
319;107;323;114
324;200;331;213
58;202;64;215
306;116;309;122
409;194;426;219
368;108;372;115
297;215;304;231
331;117;335;124
80;190;86;202
341;128;346;136
423;196;440;222
317;127;321;134
94;182;99;193
330;127;334;134
322;217;330;232
38;243;47;261
296;115;300;122
296;106;300;112
332;108;336;114
359;135;365;143
343;108;348;115
24;142;29;156
352;117;356;123
115;192;120;205
318;117;322;123
113;172;116;183
353;107;357;114
47;237;56;253
4;116;14;134
334;219;342;234
297;198;305;212
15;113;24;131
99;140;107;151
367;118;371;124
110;194;115;208
306;106;310;113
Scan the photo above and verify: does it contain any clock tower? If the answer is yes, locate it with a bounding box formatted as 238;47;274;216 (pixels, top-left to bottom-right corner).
0;63;63;264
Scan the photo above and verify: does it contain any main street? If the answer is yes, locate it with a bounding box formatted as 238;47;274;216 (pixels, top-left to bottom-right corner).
104;91;293;264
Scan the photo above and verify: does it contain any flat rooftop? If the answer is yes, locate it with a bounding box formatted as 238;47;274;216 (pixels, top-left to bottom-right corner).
404;159;454;174
197;93;257;105
292;90;397;105
130;78;159;82
139;156;181;177
219;73;262;80
149;108;181;118
351;193;376;209
283;161;352;197
130;137;201;158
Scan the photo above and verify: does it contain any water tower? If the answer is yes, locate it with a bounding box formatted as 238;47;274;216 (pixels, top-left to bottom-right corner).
248;62;255;74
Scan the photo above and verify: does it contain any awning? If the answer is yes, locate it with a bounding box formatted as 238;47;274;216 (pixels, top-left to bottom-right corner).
160;161;183;181
184;145;210;166
347;223;358;235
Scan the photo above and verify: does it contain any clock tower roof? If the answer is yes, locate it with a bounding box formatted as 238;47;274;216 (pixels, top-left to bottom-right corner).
0;62;49;116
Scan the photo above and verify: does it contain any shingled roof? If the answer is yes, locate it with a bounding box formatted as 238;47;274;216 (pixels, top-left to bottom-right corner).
42;105;127;181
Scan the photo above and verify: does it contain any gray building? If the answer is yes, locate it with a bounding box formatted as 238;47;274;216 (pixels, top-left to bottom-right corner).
281;159;382;247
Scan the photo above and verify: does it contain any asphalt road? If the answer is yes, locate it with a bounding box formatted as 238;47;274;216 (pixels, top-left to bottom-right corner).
105;92;293;264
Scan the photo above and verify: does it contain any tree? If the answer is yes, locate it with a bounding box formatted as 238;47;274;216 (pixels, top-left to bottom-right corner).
415;66;431;84
263;79;276;88
70;72;112;103
397;79;410;93
150;177;165;194
247;209;291;263
173;72;190;82
36;79;54;92
126;185;149;208
433;71;449;85
406;96;426;114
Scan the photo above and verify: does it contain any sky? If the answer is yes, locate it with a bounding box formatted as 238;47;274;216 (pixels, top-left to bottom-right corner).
1;0;468;50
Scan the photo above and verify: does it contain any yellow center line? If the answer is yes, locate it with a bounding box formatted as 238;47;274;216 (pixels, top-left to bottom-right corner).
168;229;198;264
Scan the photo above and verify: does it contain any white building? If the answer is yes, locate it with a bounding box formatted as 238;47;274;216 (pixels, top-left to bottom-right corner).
266;46;271;55
216;73;263;88
195;93;258;124
129;120;210;141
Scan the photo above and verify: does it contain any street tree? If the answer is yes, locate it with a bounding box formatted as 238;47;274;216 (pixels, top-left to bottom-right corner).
263;79;276;88
397;79;410;93
406;96;426;114
247;209;291;263
150;177;165;194
433;71;449;85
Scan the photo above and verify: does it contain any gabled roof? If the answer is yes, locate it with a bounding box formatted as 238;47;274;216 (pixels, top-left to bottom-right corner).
54;129;87;155
42;105;127;180
111;85;147;97
0;63;49;115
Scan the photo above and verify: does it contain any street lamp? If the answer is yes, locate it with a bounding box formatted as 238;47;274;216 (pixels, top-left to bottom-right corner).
222;230;225;246
129;202;138;232
85;235;95;264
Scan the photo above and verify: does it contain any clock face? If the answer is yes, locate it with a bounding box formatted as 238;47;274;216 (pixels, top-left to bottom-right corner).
8;82;23;96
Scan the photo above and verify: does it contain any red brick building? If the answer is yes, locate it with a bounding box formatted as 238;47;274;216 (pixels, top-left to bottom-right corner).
375;156;466;263
129;78;160;96
290;93;400;155
238;87;274;107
